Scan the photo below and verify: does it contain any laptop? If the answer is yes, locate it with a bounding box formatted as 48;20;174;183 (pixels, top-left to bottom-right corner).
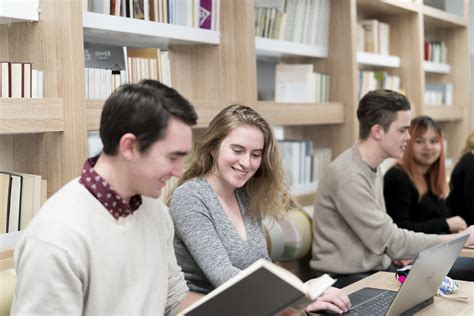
318;234;468;316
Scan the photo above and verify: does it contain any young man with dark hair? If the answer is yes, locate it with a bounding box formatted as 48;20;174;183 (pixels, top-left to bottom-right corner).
310;89;474;288
12;81;202;314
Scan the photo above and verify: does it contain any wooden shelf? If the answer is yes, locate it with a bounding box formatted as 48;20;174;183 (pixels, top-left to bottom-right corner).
423;61;450;74
424;105;463;121
422;6;467;29
0;0;38;24
87;99;235;131
357;0;420;16
256;101;344;126
0;98;64;134
83;12;220;48
255;37;328;60
357;52;400;68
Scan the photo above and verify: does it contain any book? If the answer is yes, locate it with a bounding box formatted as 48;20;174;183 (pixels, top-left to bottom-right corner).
3;173;22;233
0;61;9;97
0;173;11;234
10;62;22;98
178;259;335;316
22;63;32;98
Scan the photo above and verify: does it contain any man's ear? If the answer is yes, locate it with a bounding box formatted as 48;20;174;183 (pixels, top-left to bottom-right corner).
118;133;138;160
371;124;384;141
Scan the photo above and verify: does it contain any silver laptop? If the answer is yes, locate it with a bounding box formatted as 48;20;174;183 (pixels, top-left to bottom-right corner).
337;234;468;316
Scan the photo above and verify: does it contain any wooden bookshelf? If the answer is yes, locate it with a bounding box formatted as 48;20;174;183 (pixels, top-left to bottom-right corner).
0;98;63;134
0;0;468;199
83;12;220;48
0;0;87;196
255;37;328;60
424;106;463;121
357;52;401;68
87;99;235;131
423;61;450;74
256;102;344;126
0;2;471;268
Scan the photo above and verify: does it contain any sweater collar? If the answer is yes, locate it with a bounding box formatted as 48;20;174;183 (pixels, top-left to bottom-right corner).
79;156;142;220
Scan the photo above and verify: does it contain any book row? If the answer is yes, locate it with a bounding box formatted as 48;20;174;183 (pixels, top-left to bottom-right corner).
0;62;44;99
85;0;220;30
358;71;401;100
424;41;448;64
357;19;390;55
279;139;332;191
425;82;453;106
84;44;172;99
0;172;47;235
254;0;330;47
275;64;330;103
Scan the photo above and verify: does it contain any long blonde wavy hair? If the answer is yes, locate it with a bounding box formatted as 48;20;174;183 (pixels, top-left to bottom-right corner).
460;132;474;157
171;104;289;220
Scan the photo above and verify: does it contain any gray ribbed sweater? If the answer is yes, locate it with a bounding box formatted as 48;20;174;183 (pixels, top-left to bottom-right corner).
169;178;270;294
311;143;441;274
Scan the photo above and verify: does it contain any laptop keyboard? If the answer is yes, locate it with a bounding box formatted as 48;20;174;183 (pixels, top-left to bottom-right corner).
347;291;397;315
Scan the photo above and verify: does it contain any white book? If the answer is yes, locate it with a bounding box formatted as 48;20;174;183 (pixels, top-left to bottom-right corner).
88;68;95;98
144;0;150;20
10;63;22;98
1;62;9;97
37;70;44;98
90;0;104;13
23;63;32;98
275;64;314;103
378;22;390;55
32;69;38;98
178;259;335;316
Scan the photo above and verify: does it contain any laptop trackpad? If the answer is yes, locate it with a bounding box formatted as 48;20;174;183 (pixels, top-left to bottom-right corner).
349;287;388;307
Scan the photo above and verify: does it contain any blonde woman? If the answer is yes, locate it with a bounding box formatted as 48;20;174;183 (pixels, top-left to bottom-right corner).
168;104;351;314
447;132;474;226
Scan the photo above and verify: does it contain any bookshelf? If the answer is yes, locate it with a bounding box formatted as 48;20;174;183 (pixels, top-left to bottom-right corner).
83;12;220;48
357;52;401;68
0;0;87;195
0;98;63;134
0;0;88;269
255;37;328;60
423;61;450;74
0;0;471;273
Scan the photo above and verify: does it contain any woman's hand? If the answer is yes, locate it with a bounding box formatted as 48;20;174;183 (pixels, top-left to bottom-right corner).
305;287;351;314
447;216;467;233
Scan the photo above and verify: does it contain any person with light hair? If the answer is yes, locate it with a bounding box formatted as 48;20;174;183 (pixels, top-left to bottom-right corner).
447;132;474;226
168;104;351;314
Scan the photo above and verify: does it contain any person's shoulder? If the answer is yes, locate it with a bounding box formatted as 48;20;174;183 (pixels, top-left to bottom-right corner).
36;179;87;215
327;147;354;173
174;178;207;194
460;152;474;164
385;164;407;179
19;179;92;248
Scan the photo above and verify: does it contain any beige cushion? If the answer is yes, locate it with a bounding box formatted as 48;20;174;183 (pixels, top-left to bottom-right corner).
0;270;16;315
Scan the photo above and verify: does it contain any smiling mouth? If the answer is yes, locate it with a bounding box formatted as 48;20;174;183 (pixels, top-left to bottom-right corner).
232;167;247;176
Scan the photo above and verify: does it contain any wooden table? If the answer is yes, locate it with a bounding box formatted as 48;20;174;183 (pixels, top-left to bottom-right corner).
342;272;474;315
460;247;474;259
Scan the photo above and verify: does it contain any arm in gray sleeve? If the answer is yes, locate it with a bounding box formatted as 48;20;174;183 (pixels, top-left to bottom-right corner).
169;187;242;288
335;179;440;259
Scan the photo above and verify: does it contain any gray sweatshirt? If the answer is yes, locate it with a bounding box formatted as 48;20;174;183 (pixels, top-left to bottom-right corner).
169;178;270;294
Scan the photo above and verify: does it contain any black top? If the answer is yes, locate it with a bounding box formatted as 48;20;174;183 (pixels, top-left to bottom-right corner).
383;165;450;234
447;152;474;226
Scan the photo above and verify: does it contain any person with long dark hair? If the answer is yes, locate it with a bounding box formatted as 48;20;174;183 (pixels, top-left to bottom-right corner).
384;116;467;234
